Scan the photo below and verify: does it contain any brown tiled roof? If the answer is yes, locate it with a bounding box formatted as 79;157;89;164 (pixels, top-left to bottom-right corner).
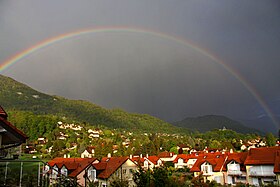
244;146;280;165
158;151;174;158
86;146;95;153
0;105;8;119
0;116;28;145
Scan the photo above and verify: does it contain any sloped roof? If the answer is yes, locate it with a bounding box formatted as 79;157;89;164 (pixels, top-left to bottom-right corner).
0;116;28;146
158;151;174;158
145;156;160;165
0;105;8;119
274;150;280;173
222;152;248;171
173;154;189;163
86;146;95;153
95;157;131;179
47;157;98;177
190;153;227;172
130;156;145;166
244;146;280;165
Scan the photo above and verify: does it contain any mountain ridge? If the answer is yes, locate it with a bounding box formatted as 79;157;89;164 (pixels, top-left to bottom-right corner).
0;74;263;135
0;74;178;133
173;115;262;134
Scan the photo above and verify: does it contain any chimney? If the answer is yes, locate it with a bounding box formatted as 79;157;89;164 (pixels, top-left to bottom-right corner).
140;154;142;158
146;154;149;158
107;153;111;158
68;154;70;158
64;154;67;158
230;149;233;153
130;155;132;159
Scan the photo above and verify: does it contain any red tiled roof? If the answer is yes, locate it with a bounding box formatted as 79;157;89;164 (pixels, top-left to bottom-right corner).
274;150;280;173
47;157;98;177
222;152;248;171
173;154;189;163
96;157;130;179
244;146;280;165
145;156;160;165
130;156;145;166
190;153;227;172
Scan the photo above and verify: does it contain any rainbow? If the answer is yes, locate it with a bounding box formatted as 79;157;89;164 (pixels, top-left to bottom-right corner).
0;27;278;128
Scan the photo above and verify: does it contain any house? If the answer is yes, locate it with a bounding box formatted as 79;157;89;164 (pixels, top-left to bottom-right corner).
244;146;280;186
158;151;177;163
0;105;27;158
191;153;228;185
88;129;100;138
177;144;190;153
93;156;138;187
223;152;248;185
173;154;189;169
46;157;99;186
274;150;280;186
131;154;163;170
81;146;95;158
173;152;200;169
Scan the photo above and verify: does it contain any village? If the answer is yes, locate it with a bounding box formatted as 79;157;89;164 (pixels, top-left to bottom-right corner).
1;105;280;187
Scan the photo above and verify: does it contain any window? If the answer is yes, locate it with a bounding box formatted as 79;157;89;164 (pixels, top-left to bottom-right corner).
201;162;212;174
61;167;68;176
144;161;149;168
123;169;127;174
178;158;184;164
90;169;96;180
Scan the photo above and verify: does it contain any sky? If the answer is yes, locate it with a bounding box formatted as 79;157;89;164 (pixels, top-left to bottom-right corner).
0;0;279;130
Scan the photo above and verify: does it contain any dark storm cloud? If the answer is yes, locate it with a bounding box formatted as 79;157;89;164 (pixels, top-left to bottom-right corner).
0;0;279;127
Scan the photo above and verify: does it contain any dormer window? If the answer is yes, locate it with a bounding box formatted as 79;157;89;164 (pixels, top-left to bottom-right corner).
201;162;212;174
144;160;149;168
228;160;240;171
61;166;68;176
178;158;184;164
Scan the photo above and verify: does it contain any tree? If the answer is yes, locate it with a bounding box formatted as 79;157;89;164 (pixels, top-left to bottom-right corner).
110;177;129;187
266;133;276;147
133;166;151;187
152;167;169;187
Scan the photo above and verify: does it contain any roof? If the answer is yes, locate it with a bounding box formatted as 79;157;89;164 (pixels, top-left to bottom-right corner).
94;157;131;179
0;105;8;119
274;150;280;173
0;116;28;146
145;156;160;165
223;152;248;171
158;151;175;158
47;157;98;177
86;146;95;153
173;154;189;163
244;146;280;165
190;153;227;172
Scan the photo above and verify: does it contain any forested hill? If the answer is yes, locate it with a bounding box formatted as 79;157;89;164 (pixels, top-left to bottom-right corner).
173;115;262;134
0;74;178;133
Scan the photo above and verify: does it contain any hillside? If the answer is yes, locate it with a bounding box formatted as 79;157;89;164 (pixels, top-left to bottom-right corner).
173;115;262;134
0;74;180;134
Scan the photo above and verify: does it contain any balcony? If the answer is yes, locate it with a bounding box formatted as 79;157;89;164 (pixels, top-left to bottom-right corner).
227;170;242;176
249;171;275;177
